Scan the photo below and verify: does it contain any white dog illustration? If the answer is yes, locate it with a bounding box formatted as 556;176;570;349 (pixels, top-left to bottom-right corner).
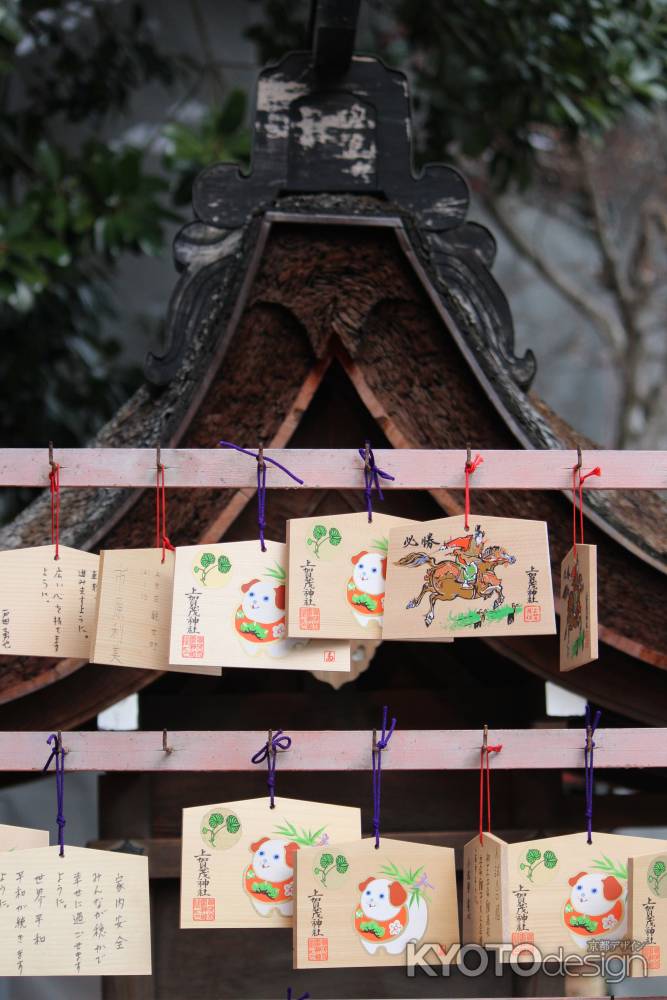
564;870;626;945
235;579;298;657
354;876;428;955
243;837;299;916
346;551;387;628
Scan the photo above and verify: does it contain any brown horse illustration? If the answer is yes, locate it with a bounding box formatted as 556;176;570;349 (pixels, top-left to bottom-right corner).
396;545;517;627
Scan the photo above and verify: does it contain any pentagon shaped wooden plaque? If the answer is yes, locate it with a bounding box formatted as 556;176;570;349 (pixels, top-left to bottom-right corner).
0;545;98;658
464;831;667;959
0;845;151;976
180;796;361;929
294;837;459;969
91;548;218;675
384;514;556;639
559;544;598;671
169;540;350;672
287;512;413;640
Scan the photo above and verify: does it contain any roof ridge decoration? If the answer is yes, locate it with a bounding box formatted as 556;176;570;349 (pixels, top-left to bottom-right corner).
146;42;536;391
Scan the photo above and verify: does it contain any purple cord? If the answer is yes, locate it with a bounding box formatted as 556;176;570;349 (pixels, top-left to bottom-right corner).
43;733;66;857
358;442;395;523
252;730;292;809
286;990;310;1000
372;706;397;848
584;704;601;845
218;441;304;552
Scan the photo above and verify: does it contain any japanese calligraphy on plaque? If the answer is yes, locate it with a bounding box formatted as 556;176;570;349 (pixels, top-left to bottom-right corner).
169;540;350;672
559;544;598;671
0;845;151;976
294;838;459;969
180;796;361;929
464;831;667;962
286;512;413;640
91;549;218;676
0;545;98;658
383;515;556;639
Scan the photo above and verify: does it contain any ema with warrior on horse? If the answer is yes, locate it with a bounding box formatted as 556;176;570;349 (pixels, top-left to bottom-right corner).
395;525;517;627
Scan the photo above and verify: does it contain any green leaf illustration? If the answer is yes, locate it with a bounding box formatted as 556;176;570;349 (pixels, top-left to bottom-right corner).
208;812;224;830
319;853;334;870
218;555;231;574
544;850;558;870
265;561;286;581
312;525;327;541
526;848;541;864
328;527;342;546
591;855;628;881
200;552;215;569
335;855;349;874
226;814;240;834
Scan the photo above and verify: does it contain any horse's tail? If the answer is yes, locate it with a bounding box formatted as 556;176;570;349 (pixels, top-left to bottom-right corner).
394;552;435;568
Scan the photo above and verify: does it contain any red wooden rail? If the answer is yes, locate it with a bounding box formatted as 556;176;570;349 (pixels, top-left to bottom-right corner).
4;729;665;772
0;448;664;489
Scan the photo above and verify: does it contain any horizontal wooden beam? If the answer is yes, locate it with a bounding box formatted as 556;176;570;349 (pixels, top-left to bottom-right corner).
5;729;666;772
0;448;663;489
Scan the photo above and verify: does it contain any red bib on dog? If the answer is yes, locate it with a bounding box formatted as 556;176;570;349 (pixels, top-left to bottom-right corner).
564;898;623;938
244;865;293;904
354;904;408;942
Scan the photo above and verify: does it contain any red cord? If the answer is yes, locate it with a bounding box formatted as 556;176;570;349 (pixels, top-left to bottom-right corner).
49;463;60;560
156;464;175;562
572;462;602;557
479;741;502;844
464;454;483;531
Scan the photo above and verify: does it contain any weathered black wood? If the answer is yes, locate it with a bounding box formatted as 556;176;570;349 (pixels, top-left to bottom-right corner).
311;0;361;79
147;46;535;389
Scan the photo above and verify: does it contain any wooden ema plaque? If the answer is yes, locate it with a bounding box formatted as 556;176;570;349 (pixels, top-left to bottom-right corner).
0;845;151;976
0;824;48;851
91;549;218;676
464;831;667;960
169;540;350;672
286;512;412;640
384;514;556;639
628;849;667;976
559;544;599;671
0;545;98;658
180;796;361;929
294;837;459;969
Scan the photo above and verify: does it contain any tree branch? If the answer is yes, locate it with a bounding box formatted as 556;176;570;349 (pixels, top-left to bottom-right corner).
482;194;626;361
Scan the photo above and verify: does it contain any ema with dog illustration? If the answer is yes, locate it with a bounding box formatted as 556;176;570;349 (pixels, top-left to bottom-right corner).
353;863;431;955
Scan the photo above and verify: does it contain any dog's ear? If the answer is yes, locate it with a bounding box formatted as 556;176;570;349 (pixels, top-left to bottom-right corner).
568;871;588;887
603;876;623;901
352;551;368;566
250;836;269;853
284;841;300;868
242;578;261;594
358;876;373;892
274;584;285;611
389;881;408;906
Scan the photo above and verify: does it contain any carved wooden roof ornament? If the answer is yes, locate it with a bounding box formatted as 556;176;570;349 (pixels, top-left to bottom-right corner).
145;8;535;396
